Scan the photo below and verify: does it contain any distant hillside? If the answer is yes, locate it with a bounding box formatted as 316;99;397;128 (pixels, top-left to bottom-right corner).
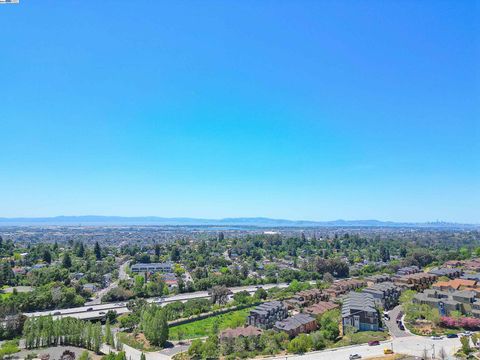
0;215;477;228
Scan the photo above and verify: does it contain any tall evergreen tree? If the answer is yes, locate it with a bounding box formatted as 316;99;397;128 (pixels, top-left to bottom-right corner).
43;249;52;264
62;252;72;268
94;242;102;260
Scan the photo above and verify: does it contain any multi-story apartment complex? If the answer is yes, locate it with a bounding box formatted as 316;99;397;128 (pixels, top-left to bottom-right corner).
396;265;420;276
362;282;400;310
130;262;173;273
286;289;328;309
325;279;366;298
429;267;463;279
394;272;437;291
365;274;392;287
247;301;288;329
413;288;478;316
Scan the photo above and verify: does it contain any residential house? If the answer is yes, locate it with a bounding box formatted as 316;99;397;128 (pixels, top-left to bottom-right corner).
304;301;339;316
341;292;379;334
219;326;263;340
461;273;480;282
432;278;478;292
413;289;478;316
464;259;480;272
274;313;317;337
82;283;98;293
162;272;178;288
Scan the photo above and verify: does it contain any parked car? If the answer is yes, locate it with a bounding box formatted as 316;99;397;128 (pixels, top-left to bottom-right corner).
368;340;380;346
431;335;443;340
398;323;405;330
384;349;394;355
349;354;362;360
447;333;458;338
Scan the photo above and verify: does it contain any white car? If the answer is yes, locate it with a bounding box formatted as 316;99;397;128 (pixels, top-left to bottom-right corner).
431;335;443;340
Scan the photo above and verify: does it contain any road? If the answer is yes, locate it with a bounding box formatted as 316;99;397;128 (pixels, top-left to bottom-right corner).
385;305;410;338
24;282;289;320
85;260;131;306
270;335;462;360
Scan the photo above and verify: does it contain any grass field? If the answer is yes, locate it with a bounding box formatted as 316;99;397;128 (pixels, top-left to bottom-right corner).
333;331;390;347
168;306;254;340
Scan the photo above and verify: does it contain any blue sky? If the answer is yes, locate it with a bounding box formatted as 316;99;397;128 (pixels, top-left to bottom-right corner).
0;1;479;222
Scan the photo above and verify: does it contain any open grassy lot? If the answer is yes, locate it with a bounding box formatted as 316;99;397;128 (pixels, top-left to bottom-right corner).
168;306;254;340
116;332;162;352
332;331;390;347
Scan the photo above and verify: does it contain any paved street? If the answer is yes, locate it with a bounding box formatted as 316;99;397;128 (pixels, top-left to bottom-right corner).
270;335;461;360
86;260;131;306
385;305;410;338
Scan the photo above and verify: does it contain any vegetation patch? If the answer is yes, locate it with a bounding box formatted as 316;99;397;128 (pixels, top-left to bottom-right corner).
116;332;161;352
333;331;390;347
169;307;254;340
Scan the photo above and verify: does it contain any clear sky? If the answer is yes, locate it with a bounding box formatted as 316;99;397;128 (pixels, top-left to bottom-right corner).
0;1;479;223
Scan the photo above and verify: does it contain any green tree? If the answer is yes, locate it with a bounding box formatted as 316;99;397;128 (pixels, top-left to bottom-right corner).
287;334;312;354
461;335;471;354
42;249;52;264
254;287;268;300
141;306;169;347
76;242;85;258
94;242;102;260
62;253;72;268
188;339;203;359
104;319;114;346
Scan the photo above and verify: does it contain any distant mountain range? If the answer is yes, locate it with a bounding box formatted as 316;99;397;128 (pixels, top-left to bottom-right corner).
0;216;477;228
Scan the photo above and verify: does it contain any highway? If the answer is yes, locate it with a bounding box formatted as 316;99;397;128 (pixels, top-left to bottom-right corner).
24;282;289;320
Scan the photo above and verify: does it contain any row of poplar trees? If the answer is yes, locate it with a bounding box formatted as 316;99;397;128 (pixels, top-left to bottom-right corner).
23;316;113;353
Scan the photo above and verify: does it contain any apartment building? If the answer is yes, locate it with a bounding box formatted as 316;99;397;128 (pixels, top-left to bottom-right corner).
325;279;367;298
394;272;437;291
286;289;328;309
247;301;288;329
413;288;480;316
130;262;173;273
362;282;400;310
429;267;463;279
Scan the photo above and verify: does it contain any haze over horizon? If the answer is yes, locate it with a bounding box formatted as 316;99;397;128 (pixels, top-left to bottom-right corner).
1;2;479;223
